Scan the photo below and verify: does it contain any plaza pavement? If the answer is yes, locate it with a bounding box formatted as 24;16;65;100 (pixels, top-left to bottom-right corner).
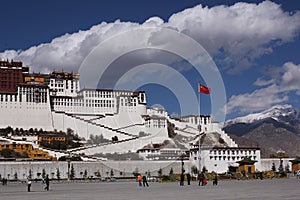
0;178;299;200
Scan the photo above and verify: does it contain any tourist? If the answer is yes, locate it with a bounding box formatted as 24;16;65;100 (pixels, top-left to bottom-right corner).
2;177;6;185
44;174;50;191
180;173;184;186
27;178;32;192
296;170;300;179
142;175;149;187
186;173;191;185
198;172;205;186
213;173;218;186
137;174;142;187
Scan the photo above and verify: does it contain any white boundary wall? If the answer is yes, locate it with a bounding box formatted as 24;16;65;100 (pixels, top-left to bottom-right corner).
0;160;188;180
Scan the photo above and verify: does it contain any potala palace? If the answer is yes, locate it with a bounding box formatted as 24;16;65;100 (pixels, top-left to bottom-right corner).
0;60;292;179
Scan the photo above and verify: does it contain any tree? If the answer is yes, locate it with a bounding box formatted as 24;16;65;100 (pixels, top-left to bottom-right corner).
112;136;118;142
84;169;88;179
28;169;33;179
169;167;174;176
158;168;162;178
191;165;198;175
14;128;20;135
37;172;41;179
14;172;18;181
29;128;34;134
56;168;61;181
278;160;284;174
94;170;101;178
285;164;290;173
38;128;44;135
70;164;75;180
110;169;114;177
42;168;46;179
271;163;276;172
133;167;139;177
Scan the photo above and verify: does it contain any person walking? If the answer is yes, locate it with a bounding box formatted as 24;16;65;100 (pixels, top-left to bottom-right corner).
27;178;32;192
180;173;184;186
137;174;142;187
213;173;218;186
198;172;205;186
142;175;149;187
186;173;191;185
44;174;50;191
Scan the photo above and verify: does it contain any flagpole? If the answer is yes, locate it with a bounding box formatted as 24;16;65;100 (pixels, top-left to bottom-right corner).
198;85;201;174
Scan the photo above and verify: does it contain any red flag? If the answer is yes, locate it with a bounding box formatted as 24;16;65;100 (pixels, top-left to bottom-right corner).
198;84;210;94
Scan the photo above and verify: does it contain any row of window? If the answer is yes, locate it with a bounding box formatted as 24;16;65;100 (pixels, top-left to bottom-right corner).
210;149;256;155
120;98;137;107
208;155;257;161
50;79;79;92
53;99;115;108
145;119;166;128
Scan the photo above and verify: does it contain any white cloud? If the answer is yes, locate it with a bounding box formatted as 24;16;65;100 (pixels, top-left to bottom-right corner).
253;77;275;86
167;1;300;73
280;62;300;95
226;62;300;114
0;1;299;75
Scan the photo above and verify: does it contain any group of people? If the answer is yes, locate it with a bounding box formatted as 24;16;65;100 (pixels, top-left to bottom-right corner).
1;177;8;185
137;174;149;187
180;173;191;186
27;174;50;192
180;172;218;186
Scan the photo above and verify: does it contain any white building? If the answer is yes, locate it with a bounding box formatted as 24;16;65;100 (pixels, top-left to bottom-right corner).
189;145;261;173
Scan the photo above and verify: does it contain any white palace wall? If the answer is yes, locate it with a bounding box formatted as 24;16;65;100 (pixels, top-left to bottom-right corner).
0;160;188;180
0;102;53;131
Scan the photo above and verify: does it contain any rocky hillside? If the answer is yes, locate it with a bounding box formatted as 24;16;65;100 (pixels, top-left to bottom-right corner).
223;105;300;157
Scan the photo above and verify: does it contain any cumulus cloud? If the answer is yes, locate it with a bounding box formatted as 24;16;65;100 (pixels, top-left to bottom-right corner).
0;1;299;75
167;1;300;73
226;62;300;114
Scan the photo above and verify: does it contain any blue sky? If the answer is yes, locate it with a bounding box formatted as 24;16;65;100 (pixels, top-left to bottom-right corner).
0;0;300;121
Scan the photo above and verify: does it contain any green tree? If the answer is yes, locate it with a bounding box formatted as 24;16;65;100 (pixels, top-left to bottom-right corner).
38;128;44;135
191;165;198;175
285;164;290;173
158;168;162;178
271;162;276;172
28;169;33;179
42;168;46;179
110;169;114;177
169;167;174;175
278;160;284;174
14;172;18;180
56;168;61;181
94;170;101;178
70;164;75;180
84;169;88;179
29;128;34;134
37;172;41;179
133;167;139;177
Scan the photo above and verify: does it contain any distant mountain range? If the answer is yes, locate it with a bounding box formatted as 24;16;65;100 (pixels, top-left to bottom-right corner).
223;105;300;158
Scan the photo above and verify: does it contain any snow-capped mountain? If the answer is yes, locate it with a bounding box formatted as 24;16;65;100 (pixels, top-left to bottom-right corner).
223;104;300;157
225;104;300;126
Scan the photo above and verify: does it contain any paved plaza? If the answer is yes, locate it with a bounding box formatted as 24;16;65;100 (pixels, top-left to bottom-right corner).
0;178;299;200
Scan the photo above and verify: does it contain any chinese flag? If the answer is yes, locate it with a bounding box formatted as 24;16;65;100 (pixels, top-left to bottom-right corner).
199;84;210;94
